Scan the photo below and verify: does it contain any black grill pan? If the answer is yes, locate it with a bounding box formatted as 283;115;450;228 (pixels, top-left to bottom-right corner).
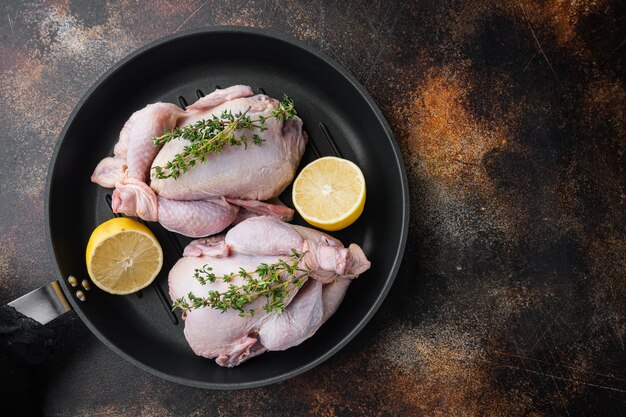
44;27;409;389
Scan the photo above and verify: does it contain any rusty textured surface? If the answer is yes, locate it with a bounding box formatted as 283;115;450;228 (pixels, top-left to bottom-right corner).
0;0;625;415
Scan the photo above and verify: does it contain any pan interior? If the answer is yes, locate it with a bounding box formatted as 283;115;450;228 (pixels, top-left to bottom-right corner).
48;30;407;388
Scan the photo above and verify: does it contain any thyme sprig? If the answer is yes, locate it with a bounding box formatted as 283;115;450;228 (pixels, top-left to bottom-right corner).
152;95;297;179
172;249;310;317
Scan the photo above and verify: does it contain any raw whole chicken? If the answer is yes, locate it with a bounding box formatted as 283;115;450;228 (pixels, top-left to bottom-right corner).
168;216;371;367
91;85;307;237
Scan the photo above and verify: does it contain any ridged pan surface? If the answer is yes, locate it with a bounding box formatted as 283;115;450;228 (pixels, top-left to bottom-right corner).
46;28;409;389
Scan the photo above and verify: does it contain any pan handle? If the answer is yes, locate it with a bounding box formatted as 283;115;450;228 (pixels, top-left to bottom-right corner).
7;281;72;325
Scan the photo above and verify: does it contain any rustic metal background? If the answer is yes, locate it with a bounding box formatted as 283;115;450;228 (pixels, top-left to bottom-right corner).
0;0;624;415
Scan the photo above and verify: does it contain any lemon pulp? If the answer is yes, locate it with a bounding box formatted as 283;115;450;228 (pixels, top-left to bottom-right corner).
86;217;163;294
292;156;366;231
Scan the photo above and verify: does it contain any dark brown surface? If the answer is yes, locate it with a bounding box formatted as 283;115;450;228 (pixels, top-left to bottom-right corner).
0;0;624;415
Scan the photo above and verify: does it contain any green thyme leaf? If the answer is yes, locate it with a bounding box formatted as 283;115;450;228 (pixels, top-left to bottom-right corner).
171;250;310;317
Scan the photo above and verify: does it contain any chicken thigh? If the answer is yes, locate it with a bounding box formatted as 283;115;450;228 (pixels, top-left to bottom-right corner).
91;85;307;237
168;217;371;367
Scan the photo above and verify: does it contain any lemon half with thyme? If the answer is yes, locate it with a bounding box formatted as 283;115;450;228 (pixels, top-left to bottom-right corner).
86;218;163;295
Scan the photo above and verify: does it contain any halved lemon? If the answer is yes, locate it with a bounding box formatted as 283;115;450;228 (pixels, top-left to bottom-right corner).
292;156;366;231
86;217;163;295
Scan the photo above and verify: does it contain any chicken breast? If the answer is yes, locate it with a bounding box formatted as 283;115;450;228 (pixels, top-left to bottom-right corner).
151;94;306;201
